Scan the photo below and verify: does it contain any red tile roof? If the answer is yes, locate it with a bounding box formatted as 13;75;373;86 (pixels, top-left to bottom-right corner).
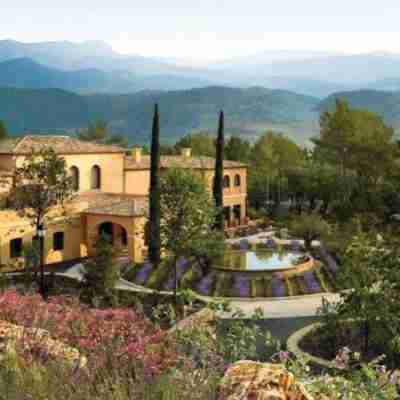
79;192;147;217
124;155;246;170
0;136;125;155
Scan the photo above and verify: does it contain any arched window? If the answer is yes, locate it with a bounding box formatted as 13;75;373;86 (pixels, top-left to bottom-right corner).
234;174;241;187
223;175;231;188
69;166;80;191
91;165;101;190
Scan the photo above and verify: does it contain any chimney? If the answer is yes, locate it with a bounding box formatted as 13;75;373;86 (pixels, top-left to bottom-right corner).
181;147;192;158
132;146;142;163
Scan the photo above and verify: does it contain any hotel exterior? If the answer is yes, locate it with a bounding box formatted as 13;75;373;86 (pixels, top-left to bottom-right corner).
0;135;247;268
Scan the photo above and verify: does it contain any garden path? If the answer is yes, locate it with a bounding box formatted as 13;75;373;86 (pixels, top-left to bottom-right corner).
219;292;341;319
56;263;155;294
57;263;341;319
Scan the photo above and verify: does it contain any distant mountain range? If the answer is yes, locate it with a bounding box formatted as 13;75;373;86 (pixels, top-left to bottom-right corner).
0;58;214;93
2;40;400;145
3;40;400;97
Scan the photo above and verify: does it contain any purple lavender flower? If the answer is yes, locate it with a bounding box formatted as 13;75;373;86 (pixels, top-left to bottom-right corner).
233;274;250;297
272;351;290;364
320;245;339;274
163;274;175;291
303;271;321;293
325;254;339;274
291;240;301;251
265;238;275;249
319;245;328;258
175;257;189;277
195;272;215;295
134;262;153;285
163;258;190;290
239;240;249;250
271;277;285;297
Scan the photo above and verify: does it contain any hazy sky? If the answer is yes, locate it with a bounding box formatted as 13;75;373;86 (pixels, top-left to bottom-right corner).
2;1;400;61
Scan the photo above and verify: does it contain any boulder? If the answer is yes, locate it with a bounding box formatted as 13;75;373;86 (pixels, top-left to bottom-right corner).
169;307;216;337
217;360;314;400
0;320;86;367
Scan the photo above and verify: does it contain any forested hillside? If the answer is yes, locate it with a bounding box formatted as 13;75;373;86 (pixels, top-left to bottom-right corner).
317;90;400;127
0;87;89;133
0;86;320;144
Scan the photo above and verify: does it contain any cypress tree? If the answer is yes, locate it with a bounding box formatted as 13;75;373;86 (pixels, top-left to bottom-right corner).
149;104;161;265
213;110;225;230
0;120;8;141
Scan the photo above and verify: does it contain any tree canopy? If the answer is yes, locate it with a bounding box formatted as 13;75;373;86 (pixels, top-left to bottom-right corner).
160;168;222;261
175;132;215;157
77;119;129;148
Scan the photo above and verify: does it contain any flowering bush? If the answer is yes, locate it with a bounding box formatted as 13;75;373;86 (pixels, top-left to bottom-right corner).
271;277;285;297
232;274;249;297
275;348;398;399
195;272;215;295
311;350;398;399
0;290;179;378
303;271;321;293
134;262;154;285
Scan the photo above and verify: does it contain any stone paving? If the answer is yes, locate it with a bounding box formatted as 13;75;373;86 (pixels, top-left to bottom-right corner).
221;292;341;319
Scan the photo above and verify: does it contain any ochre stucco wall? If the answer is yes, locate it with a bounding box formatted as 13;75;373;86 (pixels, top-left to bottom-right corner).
0;216;86;269
16;153;125;194
203;167;248;220
124;166;248;219
84;213;145;263
124;170;151;195
0;149;248;267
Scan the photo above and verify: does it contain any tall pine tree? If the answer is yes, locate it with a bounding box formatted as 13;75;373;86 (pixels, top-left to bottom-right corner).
149;104;161;265
213;110;225;230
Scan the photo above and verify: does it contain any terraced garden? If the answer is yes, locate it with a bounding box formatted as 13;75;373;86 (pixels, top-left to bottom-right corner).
126;239;340;298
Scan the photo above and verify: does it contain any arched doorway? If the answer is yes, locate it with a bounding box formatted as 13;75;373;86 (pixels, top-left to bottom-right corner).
98;222;128;252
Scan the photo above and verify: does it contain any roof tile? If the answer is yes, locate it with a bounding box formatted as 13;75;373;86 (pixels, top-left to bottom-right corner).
0;135;125;155
124;155;246;170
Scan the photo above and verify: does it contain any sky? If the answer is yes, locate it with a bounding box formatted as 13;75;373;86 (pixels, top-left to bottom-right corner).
2;1;400;62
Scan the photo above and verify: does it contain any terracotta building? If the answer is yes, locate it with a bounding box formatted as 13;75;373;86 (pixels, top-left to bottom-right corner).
0;135;247;267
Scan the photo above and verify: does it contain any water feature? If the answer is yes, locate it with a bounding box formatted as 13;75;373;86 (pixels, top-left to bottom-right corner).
215;250;309;272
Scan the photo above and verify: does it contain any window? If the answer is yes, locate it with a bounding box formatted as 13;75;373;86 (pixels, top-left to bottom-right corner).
10;238;23;258
223;175;231;188
91;165;101;190
53;232;64;251
69;166;80;191
234;174;241;187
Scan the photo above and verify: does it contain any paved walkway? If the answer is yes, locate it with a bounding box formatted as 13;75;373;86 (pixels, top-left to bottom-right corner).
221;292;341;319
57;263;155;293
56;263;341;319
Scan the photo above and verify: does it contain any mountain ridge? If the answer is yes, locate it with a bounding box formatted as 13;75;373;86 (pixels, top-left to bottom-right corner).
0;85;320;145
5;39;400;97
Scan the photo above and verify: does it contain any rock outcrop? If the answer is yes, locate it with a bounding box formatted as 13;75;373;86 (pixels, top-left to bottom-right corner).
0;320;86;367
218;360;314;400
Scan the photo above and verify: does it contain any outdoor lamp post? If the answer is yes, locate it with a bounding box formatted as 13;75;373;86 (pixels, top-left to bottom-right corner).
37;224;46;298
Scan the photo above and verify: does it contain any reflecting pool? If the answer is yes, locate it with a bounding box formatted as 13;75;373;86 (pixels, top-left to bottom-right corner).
216;250;308;272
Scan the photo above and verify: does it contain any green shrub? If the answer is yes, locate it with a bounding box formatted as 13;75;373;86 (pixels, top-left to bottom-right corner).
147;262;171;290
